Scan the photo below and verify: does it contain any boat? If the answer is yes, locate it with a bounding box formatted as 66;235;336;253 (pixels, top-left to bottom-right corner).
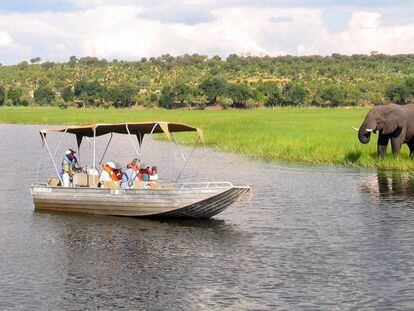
30;122;251;219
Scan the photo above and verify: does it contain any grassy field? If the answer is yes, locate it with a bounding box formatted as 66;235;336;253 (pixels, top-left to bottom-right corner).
1;106;414;170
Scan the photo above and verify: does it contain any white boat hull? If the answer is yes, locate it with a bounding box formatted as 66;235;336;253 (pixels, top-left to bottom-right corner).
31;184;250;219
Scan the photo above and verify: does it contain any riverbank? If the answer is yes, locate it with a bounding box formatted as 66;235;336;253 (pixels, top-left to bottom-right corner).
1;106;413;170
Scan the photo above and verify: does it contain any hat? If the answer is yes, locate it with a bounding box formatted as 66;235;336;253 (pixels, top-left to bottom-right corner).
65;149;76;155
106;161;116;169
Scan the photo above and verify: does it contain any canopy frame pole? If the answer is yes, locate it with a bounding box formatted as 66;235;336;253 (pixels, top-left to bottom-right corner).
126;124;141;160
171;132;187;163
84;137;94;150
34;143;45;184
42;133;63;185
92;129;96;169
141;123;158;163
52;128;68;159
99;133;113;165
175;135;200;182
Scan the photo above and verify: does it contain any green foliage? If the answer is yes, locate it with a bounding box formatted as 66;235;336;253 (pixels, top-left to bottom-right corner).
106;85;134;108
200;76;227;104
34;85;55;106
320;85;347;107
0;86;5;105
159;85;175;109
7;87;23;105
225;83;253;108
74;80;106;106
386;82;409;104
257;82;283;107
2;53;414;109
282;82;308;106
62;86;74;102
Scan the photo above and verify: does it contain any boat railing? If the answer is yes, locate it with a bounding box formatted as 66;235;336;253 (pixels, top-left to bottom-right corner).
166;182;234;189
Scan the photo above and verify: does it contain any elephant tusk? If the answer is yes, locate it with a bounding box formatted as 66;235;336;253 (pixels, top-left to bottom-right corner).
366;128;374;132
352;126;359;131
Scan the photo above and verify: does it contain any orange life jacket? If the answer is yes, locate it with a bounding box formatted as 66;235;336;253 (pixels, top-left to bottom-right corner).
102;164;120;181
127;162;142;181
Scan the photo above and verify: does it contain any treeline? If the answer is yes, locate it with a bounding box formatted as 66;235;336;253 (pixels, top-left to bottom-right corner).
1;53;414;109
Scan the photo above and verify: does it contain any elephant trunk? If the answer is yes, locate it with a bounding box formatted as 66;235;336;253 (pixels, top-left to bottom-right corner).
358;128;371;144
358;121;376;144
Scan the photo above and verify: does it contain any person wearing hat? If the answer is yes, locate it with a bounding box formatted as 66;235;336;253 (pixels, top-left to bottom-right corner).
121;158;142;189
100;161;122;185
61;148;82;187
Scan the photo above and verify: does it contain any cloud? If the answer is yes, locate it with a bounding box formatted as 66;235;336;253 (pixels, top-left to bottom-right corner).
138;5;216;25
269;16;293;23
0;3;413;65
0;31;13;48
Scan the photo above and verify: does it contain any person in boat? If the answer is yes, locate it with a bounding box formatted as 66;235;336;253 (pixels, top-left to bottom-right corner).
99;161;122;185
139;165;158;181
61;148;82;187
120;158;143;189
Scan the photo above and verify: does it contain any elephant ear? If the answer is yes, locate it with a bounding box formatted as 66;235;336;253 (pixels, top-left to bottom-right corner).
382;107;403;135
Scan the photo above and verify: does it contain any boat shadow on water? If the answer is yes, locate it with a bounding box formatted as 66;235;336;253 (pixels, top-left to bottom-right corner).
360;171;414;202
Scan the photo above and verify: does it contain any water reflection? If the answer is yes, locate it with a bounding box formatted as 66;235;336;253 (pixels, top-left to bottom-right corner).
360;171;414;201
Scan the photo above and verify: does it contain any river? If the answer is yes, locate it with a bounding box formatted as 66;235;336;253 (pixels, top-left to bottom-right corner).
0;125;414;310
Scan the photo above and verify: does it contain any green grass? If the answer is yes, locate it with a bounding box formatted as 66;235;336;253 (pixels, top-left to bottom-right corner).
1;106;414;170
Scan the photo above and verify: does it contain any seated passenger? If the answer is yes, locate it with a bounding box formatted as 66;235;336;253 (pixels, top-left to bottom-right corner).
139;165;152;181
121;158;142;189
150;166;158;181
100;161;121;185
60;148;82;187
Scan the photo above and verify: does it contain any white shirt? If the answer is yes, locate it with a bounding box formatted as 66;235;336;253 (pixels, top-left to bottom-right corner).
99;170;112;183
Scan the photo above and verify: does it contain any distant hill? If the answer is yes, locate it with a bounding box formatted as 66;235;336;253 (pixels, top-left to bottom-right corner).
0;53;413;108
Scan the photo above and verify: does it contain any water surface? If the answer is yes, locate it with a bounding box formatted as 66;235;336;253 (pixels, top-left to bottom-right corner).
1;125;414;310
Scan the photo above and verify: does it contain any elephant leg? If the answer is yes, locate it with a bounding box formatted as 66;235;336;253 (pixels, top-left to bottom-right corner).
391;137;403;155
377;134;389;157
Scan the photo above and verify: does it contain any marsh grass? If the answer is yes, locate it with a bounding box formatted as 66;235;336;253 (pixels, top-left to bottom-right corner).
2;106;414;170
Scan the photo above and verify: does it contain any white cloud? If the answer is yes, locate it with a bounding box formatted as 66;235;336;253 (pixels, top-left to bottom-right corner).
0;4;413;64
0;31;13;48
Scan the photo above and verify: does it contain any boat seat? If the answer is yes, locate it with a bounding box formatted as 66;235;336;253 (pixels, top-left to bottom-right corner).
132;181;146;189
48;177;61;187
73;173;88;187
102;181;120;189
88;174;99;188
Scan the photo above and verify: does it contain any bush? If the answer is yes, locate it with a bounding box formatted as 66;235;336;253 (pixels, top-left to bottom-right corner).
282;82;309;106
320;85;347;107
0;86;5;105
34;85;55;105
386;82;409;104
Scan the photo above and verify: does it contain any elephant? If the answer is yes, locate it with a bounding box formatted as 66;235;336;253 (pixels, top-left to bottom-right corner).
356;103;414;157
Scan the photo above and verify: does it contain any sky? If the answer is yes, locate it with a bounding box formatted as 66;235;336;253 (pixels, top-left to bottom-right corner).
0;0;413;65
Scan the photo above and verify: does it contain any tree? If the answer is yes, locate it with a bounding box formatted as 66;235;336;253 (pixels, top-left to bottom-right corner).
200;76;227;104
386;82;409;104
106;85;135;108
74;80;106;106
7;87;23;105
30;57;41;64
282;82;309;106
257;82;283;107
225;83;253;108
68;55;77;66
41;61;56;70
62;86;74;102
0;86;5;105
159;85;175;109
18;61;29;71
34;85;55;105
320;85;347;107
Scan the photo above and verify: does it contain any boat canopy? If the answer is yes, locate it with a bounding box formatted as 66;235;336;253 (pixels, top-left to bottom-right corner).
39;121;203;145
